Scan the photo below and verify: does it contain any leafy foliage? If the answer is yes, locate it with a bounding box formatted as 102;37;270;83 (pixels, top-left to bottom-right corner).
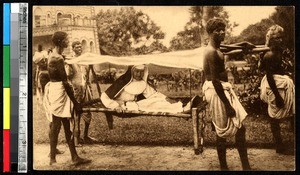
169;6;237;50
228;6;295;49
95;7;168;56
270;6;295;50
230;54;266;116
232;49;294;116
230;19;275;45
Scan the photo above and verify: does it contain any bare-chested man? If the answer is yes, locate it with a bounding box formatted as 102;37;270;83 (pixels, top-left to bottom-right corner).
44;31;91;165
65;41;97;146
259;25;295;154
202;18;251;170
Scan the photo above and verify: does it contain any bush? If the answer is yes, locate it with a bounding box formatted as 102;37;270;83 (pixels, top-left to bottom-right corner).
231;50;294;116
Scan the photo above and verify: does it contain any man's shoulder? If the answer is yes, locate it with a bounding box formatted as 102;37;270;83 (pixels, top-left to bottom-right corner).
263;51;276;60
204;46;217;57
49;53;63;62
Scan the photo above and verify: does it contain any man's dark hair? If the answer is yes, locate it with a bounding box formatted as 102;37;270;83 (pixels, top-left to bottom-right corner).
72;41;81;49
52;31;68;47
206;18;226;34
38;44;43;52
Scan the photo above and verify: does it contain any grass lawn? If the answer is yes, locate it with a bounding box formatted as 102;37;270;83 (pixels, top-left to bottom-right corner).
33;83;294;149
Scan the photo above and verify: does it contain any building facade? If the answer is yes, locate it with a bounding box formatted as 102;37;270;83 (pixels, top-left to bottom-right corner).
32;6;100;55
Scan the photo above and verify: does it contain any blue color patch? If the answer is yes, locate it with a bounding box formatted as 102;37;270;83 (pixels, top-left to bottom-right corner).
3;3;11;45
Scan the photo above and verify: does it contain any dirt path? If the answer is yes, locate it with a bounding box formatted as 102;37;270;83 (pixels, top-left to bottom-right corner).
33;143;295;171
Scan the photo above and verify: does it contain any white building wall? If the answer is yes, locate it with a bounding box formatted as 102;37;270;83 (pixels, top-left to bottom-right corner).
33;6;100;55
69;29;95;54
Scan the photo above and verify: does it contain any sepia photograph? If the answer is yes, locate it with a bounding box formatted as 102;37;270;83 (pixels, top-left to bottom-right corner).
32;6;295;171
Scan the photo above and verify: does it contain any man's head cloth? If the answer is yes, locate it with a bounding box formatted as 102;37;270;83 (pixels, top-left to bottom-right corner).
206;18;226;34
265;25;284;46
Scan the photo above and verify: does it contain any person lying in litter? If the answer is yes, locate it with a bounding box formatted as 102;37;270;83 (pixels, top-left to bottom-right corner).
100;64;201;113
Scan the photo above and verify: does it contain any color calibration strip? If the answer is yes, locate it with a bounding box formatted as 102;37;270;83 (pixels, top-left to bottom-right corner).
3;3;28;173
17;3;29;173
11;3;21;173
3;3;11;173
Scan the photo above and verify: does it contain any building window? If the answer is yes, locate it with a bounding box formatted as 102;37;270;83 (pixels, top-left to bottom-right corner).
57;12;62;25
90;41;94;53
34;7;45;27
47;13;51;26
35;15;41;27
83;17;88;26
81;40;88;53
74;15;80;25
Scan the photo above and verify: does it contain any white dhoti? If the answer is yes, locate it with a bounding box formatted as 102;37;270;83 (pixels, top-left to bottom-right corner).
260;75;295;119
202;81;247;138
43;82;73;122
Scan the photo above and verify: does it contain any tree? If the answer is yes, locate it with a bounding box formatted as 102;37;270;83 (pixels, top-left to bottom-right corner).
228;6;294;48
169;6;236;51
270;6;295;50
95;7;167;56
236;18;275;45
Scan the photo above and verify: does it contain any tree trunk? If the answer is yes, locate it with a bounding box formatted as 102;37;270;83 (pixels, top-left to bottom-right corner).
200;6;209;46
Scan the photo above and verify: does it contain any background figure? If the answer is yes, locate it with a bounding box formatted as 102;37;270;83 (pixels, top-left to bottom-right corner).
259;25;295;155
43;31;91;166
202;18;251;170
33;44;50;103
65;41;98;146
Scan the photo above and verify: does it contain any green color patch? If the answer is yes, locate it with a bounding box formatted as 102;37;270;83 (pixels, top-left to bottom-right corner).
3;46;10;87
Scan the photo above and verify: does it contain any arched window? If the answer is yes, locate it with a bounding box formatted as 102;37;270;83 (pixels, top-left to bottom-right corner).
81;40;88;53
74;15;80;25
34;7;43;27
90;41;94;53
57;12;62;25
83;17;88;26
46;13;51;26
59;14;72;26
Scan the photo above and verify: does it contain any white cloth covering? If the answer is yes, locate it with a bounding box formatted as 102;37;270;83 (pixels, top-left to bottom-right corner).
101;82;184;113
202;81;247;138
65;47;206;70
43;82;73;122
101;65;184;113
33;50;48;64
260;74;295;119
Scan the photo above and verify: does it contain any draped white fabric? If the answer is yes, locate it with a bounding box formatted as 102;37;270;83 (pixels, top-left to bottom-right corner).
260;75;295;119
65;47;205;70
202;81;247;138
43;82;73;122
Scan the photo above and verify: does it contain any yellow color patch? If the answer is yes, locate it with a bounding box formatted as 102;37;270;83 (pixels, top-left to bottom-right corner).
4;88;10;129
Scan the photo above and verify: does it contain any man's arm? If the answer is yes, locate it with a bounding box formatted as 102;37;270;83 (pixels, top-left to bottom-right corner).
207;51;236;117
55;58;81;109
81;65;89;86
207;51;230;105
64;63;74;79
264;53;284;108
